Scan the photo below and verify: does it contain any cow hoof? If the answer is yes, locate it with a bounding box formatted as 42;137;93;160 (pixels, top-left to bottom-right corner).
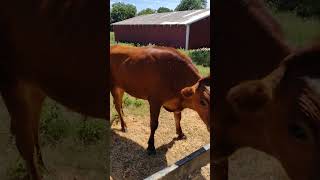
177;134;187;140
147;147;156;155
121;127;127;132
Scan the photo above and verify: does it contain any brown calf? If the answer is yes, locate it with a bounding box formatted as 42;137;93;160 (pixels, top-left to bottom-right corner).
110;45;210;155
0;1;107;179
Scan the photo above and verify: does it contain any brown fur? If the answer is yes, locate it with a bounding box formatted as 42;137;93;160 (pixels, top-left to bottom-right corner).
212;0;293;179
227;45;320;180
110;45;210;154
0;1;107;179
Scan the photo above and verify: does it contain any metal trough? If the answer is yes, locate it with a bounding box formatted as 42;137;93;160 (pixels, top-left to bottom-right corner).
144;144;210;180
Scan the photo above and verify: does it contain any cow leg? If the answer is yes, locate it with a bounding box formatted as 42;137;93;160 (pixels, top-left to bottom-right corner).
32;96;47;173
111;87;127;132
35;138;48;174
213;160;229;180
174;112;186;140
147;100;161;155
2;81;45;180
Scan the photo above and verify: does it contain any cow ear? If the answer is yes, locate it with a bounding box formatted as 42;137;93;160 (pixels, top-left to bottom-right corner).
227;80;273;112
226;57;290;113
199;76;210;87
181;86;195;99
282;46;320;80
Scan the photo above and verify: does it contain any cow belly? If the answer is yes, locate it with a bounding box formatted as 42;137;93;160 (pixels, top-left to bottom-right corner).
120;85;150;100
113;72;162;100
46;89;107;119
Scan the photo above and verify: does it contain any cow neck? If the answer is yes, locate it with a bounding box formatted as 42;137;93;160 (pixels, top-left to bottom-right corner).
163;105;183;113
163;97;184;113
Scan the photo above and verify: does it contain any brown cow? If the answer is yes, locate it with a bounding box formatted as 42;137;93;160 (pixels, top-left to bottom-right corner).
227;44;320;180
0;1;107;180
212;0;292;179
213;0;320;180
110;45;210;155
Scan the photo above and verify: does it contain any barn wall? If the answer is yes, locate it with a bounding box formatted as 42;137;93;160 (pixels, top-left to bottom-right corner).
113;25;186;49
189;16;210;49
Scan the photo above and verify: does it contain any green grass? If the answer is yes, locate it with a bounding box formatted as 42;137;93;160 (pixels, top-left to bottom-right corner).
272;11;320;46
110;31;115;44
40;100;106;146
110;94;149;120
197;65;210;77
6;158;28;180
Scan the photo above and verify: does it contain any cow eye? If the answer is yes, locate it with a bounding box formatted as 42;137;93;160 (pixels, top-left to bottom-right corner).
200;99;207;106
288;121;313;143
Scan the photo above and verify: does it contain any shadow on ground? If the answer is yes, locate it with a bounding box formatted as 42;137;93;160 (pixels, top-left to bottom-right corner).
111;130;180;179
110;113;208;180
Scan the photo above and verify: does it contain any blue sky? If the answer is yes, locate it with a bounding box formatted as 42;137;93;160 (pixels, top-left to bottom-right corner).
110;0;210;12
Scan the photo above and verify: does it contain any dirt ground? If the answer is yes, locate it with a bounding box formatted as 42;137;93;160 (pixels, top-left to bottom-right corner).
110;101;210;180
228;149;290;180
0;97;108;180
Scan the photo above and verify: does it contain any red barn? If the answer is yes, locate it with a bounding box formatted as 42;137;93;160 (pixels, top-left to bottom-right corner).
112;9;210;50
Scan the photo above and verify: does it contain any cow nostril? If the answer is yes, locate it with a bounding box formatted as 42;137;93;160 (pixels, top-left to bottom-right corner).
233;96;241;104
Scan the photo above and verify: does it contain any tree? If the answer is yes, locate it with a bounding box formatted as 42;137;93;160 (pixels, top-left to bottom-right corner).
137;8;156;16
175;0;207;11
110;2;137;24
265;0;320;17
157;7;172;13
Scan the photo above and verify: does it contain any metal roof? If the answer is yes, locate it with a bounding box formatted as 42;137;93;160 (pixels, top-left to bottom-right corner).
112;9;210;25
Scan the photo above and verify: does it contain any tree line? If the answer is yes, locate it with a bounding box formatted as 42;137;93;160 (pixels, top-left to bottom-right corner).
265;0;320;18
110;0;207;24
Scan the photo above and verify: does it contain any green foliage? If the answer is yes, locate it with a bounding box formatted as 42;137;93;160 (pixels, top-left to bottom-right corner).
133;99;143;107
175;0;207;11
272;11;320;46
157;7;172;13
137;8;156;16
122;95;144;108
196;65;210;77
7;158;27;180
265;0;320;17
188;48;210;67
40;101;68;144
77;121;105;145
110;2;137;24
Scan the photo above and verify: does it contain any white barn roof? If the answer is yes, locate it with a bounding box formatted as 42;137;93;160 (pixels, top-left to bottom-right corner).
112;9;210;25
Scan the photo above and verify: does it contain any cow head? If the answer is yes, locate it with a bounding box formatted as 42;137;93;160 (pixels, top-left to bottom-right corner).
181;76;210;130
225;45;320;180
